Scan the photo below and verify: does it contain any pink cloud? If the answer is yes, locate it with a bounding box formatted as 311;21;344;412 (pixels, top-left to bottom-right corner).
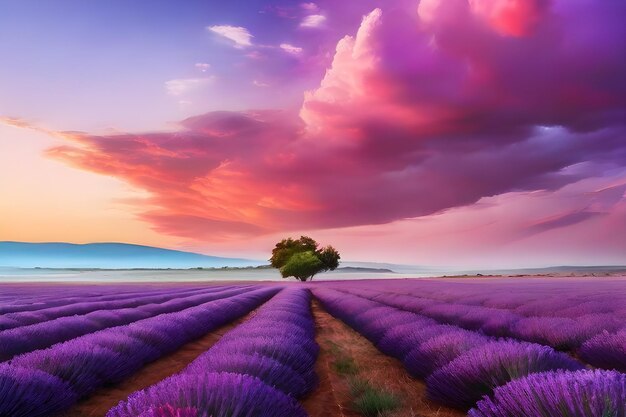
418;0;550;37
41;1;626;243
469;0;551;37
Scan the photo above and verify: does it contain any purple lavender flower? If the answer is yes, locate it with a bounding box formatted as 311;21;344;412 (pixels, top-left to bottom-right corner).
579;328;626;373
188;352;315;397
468;369;626;417
426;340;584;409
0;364;77;417
403;329;489;378
138;404;199;417
377;323;456;360
106;372;307;417
9;343;122;396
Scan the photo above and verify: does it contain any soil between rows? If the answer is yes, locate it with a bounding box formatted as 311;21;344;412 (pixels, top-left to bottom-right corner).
55;312;255;417
304;300;464;417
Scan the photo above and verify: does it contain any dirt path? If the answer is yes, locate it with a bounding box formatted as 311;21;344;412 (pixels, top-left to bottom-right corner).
302;302;346;417
56;313;254;417
304;301;464;417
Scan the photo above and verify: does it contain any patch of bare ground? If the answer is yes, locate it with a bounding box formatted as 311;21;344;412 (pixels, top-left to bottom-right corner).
304;300;464;417
55;312;256;417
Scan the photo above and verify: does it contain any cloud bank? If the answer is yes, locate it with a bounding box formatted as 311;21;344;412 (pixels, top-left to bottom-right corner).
45;0;626;241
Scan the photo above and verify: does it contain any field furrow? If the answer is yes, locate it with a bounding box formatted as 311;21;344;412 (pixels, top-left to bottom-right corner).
0;287;278;417
0;286;255;361
106;288;319;417
304;299;463;417
0;285;251;331
56;309;257;417
312;287;590;411
331;285;625;367
0;284;195;314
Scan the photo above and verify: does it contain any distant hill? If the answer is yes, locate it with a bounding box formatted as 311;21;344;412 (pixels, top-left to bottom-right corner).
480;265;626;276
0;242;260;269
332;266;395;273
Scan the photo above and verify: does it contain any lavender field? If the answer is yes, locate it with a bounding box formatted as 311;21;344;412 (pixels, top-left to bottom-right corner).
0;277;624;417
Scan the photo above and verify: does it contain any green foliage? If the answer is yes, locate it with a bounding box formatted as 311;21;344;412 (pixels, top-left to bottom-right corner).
270;236;340;281
351;381;400;417
279;251;323;282
327;340;401;417
333;356;359;375
318;245;340;270
348;377;371;396
269;236;318;269
327;340;359;375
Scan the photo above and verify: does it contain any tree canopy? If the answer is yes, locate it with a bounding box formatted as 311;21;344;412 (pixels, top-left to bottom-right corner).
270;236;340;281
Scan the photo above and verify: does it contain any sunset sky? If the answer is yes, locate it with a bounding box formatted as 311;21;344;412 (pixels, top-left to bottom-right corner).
1;0;625;268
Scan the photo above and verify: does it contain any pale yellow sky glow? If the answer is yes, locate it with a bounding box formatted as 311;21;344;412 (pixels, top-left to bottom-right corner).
0;124;178;247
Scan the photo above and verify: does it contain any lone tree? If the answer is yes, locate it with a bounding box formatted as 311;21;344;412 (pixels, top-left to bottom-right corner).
270;236;340;281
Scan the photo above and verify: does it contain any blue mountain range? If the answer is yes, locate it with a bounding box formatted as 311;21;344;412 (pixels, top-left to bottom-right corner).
0;242;260;269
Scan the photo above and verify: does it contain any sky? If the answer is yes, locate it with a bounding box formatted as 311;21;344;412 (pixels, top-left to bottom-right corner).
1;0;625;268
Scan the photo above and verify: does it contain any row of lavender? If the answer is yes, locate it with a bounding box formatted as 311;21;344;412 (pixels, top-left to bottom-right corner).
0;283;205;313
313;288;625;416
107;288;319;417
0;284;229;330
0;287;278;417
333;283;626;372
338;278;626;319
0;285;256;361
